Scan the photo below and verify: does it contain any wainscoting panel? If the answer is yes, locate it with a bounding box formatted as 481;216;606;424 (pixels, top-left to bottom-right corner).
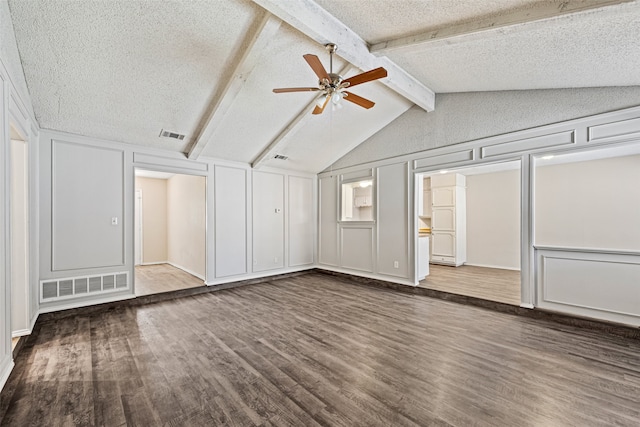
341;227;374;272
588;116;640;143
536;247;640;326
482;130;575;158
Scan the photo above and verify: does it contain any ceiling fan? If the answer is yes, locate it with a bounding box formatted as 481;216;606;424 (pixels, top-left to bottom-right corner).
272;43;388;115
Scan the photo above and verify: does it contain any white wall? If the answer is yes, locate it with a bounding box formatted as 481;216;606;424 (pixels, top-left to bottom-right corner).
331;88;640;170
167;174;206;279
535;154;640;250
253;171;284;272
51;141;124;270
10;139;29;335
1;0;38;391
213;165;248;278
466;169;520;270
135;177;167;264
288;176;314;267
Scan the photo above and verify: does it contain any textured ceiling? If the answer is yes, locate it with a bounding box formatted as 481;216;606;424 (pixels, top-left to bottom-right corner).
8;0;640;173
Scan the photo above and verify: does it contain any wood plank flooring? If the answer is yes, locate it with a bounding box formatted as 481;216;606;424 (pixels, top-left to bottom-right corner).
135;263;204;296
420;264;521;305
1;273;639;426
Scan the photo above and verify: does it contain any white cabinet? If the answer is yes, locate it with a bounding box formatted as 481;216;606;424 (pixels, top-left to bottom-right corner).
418;236;430;280
353;187;372;207
432;207;455;230
430;173;466;266
422;189;431;217
418;177;431;218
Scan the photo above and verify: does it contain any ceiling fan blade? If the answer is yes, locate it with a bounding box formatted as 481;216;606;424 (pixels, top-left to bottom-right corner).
273;87;320;93
343;91;375;109
312;95;330;115
342;67;388;88
303;54;330;81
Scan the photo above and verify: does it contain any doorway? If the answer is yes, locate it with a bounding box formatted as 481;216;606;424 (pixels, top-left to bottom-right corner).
134;169;206;296
416;161;522;305
9;124;30;338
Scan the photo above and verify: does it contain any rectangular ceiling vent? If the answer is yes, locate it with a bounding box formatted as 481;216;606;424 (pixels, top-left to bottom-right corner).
273;154;288;160
159;129;185;140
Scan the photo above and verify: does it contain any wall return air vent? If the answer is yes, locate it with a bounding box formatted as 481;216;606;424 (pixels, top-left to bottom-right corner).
40;271;129;303
159;129;185;140
273;154;288;160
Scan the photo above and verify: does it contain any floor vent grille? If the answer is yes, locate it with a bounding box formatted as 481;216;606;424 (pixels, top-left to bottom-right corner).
40;272;129;303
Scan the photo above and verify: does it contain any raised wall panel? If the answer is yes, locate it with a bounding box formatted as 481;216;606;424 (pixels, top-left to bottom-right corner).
414;150;474;170
537;249;640;325
214;165;247;278
588;117;640;143
52;141;124;271
377;163;408;278
481;130;575;158
341;227;373;272
341;168;373;181
289;176;314;267
319;176;338;266
253;171;284;272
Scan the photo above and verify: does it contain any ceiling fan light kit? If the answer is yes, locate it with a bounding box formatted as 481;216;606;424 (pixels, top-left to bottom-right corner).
273;43;387;115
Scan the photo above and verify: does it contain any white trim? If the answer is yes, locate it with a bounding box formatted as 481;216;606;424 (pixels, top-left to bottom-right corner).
463;262;521;271
167;262;206;282
316;265;416;287
0;359;14;392
206;265;314;286
140;261;168;266
319;105;640;178
520;303;535;309
38;293;135;314
11;329;29;338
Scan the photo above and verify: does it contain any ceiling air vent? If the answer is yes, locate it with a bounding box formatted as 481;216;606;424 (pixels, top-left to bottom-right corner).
273;154;288;160
159;129;185;140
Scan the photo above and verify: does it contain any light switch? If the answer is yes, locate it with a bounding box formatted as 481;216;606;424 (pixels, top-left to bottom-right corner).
111;217;118;225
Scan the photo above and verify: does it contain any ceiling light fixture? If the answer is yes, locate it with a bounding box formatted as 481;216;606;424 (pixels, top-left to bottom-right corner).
273;43;387;115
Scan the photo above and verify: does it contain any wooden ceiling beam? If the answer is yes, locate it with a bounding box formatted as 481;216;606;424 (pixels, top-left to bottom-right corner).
251;0;435;112
371;0;633;55
187;12;281;160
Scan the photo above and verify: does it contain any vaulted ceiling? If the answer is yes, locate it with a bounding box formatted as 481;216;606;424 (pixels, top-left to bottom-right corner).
8;0;640;173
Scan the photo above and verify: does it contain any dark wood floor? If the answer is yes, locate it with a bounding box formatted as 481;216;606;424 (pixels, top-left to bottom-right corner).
135;263;204;296
419;264;521;306
1;273;639;426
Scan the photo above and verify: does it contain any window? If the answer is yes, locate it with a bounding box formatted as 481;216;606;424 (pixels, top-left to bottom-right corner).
341;180;373;221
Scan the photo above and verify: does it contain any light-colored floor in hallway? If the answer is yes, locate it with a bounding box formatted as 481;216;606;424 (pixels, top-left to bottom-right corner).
135;263;204;296
419;264;521;305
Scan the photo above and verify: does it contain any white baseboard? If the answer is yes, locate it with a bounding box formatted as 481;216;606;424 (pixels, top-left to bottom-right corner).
167;262;205;281
0;357;14;393
139;261;168;266
464;262;521;271
39;292;135;314
316;265;416;287
520;303;535;309
206;265;314;286
11;329;30;338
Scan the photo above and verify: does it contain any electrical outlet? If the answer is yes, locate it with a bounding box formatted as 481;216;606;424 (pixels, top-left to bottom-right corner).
393;261;399;268
274;256;278;263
